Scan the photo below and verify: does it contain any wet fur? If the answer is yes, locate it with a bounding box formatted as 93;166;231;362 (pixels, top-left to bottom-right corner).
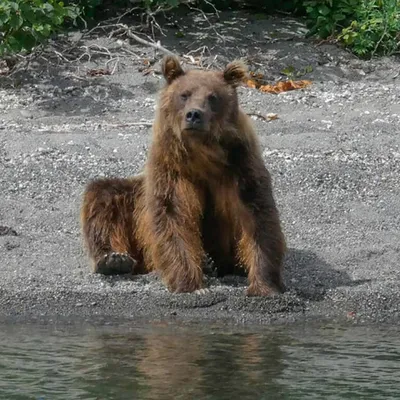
80;56;286;296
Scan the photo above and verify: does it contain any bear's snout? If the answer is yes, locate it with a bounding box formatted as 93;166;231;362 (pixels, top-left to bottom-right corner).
185;109;205;130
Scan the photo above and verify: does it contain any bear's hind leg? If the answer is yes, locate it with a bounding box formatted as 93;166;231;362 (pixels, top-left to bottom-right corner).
80;177;142;275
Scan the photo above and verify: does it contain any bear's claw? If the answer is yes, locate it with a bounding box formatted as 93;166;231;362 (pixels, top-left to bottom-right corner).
96;252;136;275
194;288;210;295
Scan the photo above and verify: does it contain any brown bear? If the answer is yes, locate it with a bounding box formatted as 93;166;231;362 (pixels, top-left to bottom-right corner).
80;55;286;296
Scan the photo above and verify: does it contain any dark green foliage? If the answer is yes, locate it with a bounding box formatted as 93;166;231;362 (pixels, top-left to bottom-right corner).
63;0;102;20
0;0;80;56
304;0;360;38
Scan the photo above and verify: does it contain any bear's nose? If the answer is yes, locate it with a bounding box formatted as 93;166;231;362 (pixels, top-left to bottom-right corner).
185;109;203;125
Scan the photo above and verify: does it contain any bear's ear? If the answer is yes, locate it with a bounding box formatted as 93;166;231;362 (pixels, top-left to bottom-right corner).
161;55;185;84
223;60;248;87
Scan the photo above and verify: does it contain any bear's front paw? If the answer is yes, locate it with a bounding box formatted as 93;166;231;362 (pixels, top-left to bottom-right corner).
95;252;136;275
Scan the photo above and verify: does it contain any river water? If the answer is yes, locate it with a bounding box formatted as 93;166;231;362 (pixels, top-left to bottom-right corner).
1;321;399;400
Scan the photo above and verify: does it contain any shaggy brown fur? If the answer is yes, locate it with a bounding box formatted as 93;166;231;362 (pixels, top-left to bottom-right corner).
80;55;286;296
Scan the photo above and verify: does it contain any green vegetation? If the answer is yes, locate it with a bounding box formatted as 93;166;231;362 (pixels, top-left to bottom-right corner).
304;0;400;57
0;1;79;56
0;0;399;59
337;0;400;57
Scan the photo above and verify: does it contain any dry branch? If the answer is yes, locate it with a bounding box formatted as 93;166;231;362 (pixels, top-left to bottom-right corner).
122;25;176;56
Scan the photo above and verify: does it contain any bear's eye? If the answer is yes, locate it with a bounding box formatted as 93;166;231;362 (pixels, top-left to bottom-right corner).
208;94;219;110
180;92;190;101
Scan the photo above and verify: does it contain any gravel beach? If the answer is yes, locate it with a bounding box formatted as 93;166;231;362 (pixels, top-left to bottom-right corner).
1;11;400;327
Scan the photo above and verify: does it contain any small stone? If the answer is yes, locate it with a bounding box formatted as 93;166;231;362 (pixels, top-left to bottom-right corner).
19;109;33;119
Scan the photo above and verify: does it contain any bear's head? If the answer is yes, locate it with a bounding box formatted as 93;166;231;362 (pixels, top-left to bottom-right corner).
158;55;248;141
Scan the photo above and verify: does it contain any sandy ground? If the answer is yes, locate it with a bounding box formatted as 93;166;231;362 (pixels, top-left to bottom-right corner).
1;10;400;327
